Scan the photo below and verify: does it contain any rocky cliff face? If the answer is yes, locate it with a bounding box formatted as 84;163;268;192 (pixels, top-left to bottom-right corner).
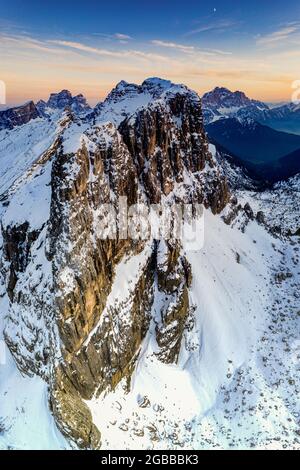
0;101;39;130
0;78;229;448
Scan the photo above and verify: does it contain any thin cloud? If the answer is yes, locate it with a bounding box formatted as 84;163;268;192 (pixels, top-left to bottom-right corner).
1;34;168;62
91;32;132;42
49;39;168;61
114;33;132;40
151;40;232;57
184;20;239;36
256;23;300;46
0;34;65;54
49;40;124;57
151;39;195;53
205;48;232;56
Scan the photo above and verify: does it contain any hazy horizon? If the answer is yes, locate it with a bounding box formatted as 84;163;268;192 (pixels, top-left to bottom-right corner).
0;79;293;109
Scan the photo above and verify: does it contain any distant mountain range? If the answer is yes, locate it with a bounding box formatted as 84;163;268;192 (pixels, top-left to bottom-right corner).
202;86;300;182
202;86;300;136
259;102;300;135
202;86;269;124
0;90;90;130
1;84;300;184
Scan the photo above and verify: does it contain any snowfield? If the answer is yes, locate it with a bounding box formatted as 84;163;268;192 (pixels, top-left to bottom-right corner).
237;175;300;236
0;112;61;197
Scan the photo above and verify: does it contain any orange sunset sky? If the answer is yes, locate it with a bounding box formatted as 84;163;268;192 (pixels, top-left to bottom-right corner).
0;0;300;106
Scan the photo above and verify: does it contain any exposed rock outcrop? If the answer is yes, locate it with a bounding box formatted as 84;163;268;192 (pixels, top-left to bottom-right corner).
0;101;39;130
155;241;192;363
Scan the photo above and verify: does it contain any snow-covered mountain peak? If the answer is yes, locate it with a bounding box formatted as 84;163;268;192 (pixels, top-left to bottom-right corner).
203;86;268;110
141;76;174;96
202;87;269;125
101;80;141;105
112;79;135;92
71;93;90;113
94;77;199;126
0;100;40;131
47;89;72;108
141;76;197;100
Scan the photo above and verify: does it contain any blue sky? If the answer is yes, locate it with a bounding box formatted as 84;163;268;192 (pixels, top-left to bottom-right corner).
0;0;300;104
1;0;299;38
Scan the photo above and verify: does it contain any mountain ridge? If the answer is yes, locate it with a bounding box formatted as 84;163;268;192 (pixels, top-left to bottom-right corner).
202;86;300;136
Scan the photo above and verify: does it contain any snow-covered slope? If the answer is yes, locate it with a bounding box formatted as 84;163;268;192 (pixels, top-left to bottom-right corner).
0;333;69;450
87;209;300;449
0;111;62;196
1;193;299;450
237;174;300;236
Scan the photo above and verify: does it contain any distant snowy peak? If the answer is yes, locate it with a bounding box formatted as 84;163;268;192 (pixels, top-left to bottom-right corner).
202;86;269;124
94;77;199;126
0;90;91;131
36;99;47;116
203;86;267;110
72;93;91;113
202;86;300;133
46;89;91;113
47;89;73;109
